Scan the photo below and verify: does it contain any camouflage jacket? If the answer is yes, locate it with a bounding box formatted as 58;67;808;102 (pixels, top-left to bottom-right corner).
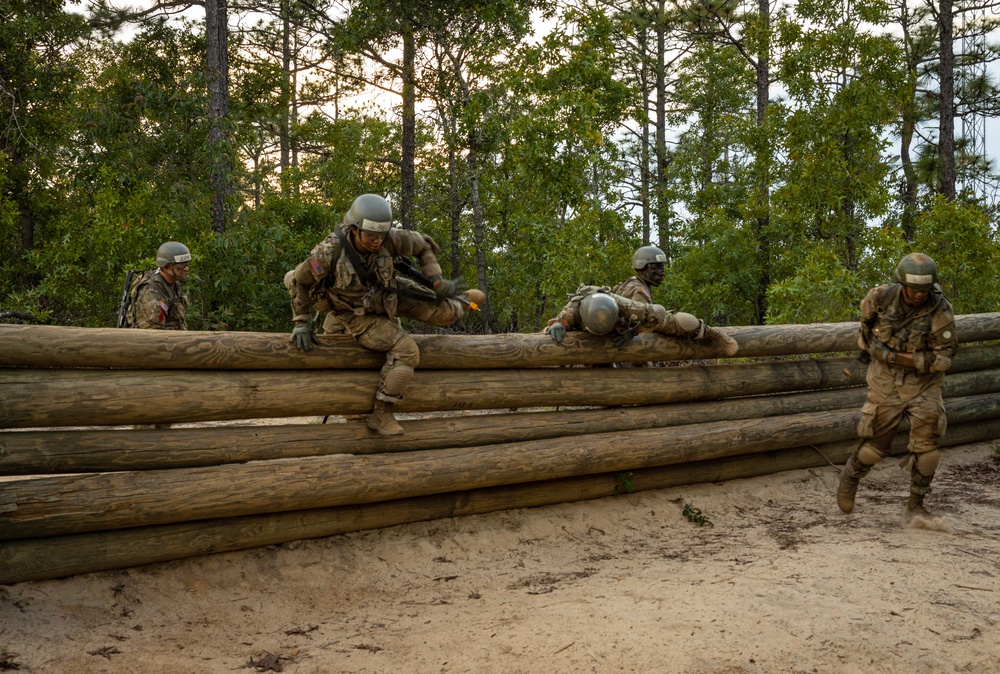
290;222;443;321
611;276;654;304
859;283;958;403
133;271;189;330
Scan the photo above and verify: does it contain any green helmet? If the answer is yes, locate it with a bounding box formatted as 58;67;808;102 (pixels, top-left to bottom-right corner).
894;253;937;290
344;194;393;233
632;245;666;270
579;293;620;335
156;241;191;268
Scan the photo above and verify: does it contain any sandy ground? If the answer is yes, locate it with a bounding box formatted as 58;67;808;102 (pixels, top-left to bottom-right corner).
2;440;1000;674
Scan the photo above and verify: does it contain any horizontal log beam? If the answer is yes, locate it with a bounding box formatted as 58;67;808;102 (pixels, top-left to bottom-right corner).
5;366;1000;475
3;392;999;540
1;418;996;585
5;345;1000;428
2;313;998;370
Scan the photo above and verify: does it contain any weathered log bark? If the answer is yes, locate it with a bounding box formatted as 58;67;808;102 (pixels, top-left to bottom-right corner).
0;355;862;428
1;418;995;585
3;392;999;541
5;345;1000;429
2;313;998;370
5;366;1000;475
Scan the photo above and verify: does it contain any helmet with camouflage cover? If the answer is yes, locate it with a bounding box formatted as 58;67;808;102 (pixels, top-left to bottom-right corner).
632;245;666;270
894;253;937;291
156;241;192;268
344;194;393;234
579;292;620;335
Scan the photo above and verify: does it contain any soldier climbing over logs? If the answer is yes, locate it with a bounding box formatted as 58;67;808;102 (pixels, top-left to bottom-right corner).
287;193;484;437
544;285;738;356
837;252;958;522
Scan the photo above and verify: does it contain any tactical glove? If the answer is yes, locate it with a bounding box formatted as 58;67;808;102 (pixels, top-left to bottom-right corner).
432;276;468;299
856;350;872;365
611;326;638;350
547;322;567;344
290;322;319;351
868;339;896;364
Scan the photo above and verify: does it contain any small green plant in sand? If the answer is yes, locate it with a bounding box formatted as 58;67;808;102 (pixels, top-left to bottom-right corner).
682;503;712;526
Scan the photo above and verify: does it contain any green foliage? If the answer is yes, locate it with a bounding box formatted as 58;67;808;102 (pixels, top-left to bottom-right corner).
658;209;762;326
682;502;712;526
614;471;635;496
909;196;1000;314
765;245;867;324
0;646;20;671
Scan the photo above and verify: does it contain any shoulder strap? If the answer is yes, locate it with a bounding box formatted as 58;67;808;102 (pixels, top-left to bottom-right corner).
333;228;438;303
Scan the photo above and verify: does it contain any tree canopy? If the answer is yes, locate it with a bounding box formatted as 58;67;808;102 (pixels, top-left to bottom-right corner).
2;0;1000;331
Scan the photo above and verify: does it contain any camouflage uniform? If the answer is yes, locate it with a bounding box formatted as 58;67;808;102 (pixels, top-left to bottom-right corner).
290;222;466;407
133;271;189;330
611;276;655;304
549;285;698;339
838;282;958;514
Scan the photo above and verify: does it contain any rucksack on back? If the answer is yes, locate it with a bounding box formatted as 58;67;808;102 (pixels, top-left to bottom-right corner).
116;269;156;328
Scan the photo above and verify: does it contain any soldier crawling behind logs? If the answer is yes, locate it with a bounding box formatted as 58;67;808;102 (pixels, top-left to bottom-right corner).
544;285;738;356
837;252;959;520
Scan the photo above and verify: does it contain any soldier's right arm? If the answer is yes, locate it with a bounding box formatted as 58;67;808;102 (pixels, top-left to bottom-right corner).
133;283;169;330
290;232;341;321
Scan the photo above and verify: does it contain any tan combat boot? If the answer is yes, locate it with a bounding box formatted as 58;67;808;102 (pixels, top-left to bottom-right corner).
837;454;870;513
906;492;932;518
906;472;934;518
460;289;486;309
367;399;404;437
701;325;739;357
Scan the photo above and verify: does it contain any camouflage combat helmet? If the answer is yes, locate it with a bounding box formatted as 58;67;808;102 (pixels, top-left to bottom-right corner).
155;241;192;268
344;194;393;234
632;245;666;270
579;293;620;335
894;253;937;291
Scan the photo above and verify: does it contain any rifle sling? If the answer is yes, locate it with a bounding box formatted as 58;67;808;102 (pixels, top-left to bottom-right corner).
333;228;439;303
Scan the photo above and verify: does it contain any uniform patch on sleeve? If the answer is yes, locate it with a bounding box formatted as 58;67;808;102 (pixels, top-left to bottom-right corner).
308;258;325;278
640;287;651;300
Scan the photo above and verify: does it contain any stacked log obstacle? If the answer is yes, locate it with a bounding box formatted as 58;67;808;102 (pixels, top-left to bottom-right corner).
2;314;1000;584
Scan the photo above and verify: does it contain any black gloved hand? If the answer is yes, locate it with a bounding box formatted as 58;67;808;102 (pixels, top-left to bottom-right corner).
857;350;871;364
611;326;638;350
290;322;319;351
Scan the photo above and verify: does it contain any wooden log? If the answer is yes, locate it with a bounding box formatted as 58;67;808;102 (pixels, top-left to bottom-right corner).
2;313;999;370
3;392;999;540
1;417;996;585
5;344;1000;429
5;366;1000;475
0;355;861;428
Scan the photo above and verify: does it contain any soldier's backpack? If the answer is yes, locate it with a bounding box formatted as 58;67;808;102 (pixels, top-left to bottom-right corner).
116;269;156;328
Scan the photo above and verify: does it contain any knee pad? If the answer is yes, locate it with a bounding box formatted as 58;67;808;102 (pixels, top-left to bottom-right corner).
914;449;941;477
674;312;701;334
857;443;885;467
381;362;415;398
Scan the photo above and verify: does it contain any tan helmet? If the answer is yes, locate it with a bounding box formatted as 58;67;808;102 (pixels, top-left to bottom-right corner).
155;241;191;267
344;194;393;233
579;293;620;335
894;253;937;290
632;245;666;270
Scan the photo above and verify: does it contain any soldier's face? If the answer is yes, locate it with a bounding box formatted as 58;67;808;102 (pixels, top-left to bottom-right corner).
163;262;189;284
356;229;387;253
640;263;665;287
901;285;929;307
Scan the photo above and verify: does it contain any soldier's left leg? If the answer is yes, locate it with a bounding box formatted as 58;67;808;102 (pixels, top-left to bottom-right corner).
396;295;465;327
905;390;947;516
